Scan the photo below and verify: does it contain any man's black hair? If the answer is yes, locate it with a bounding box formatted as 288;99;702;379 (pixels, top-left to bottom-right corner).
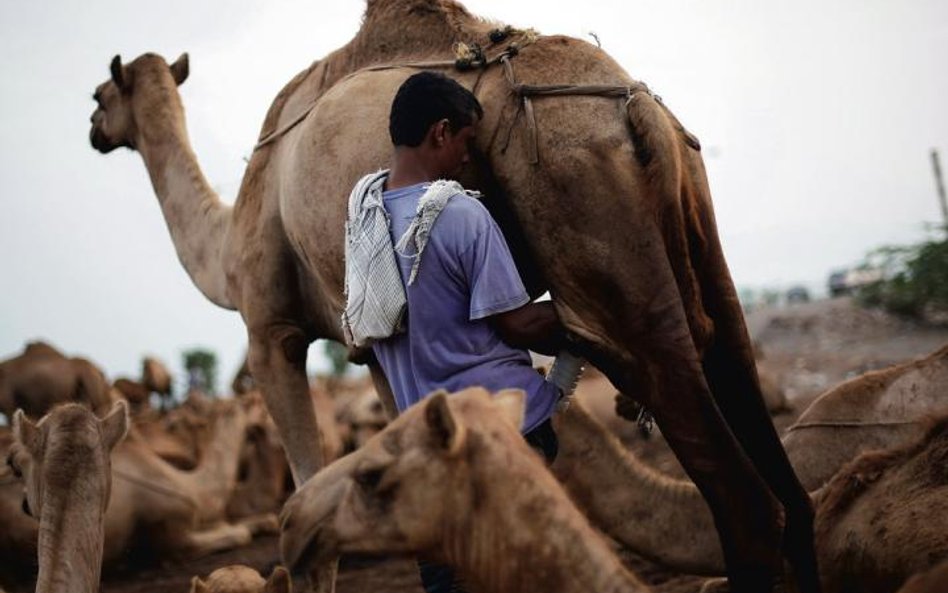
389;71;483;147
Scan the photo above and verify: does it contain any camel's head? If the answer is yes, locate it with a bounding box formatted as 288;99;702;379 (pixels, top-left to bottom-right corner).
280;386;526;580
142;356;173;396
190;565;290;593
7;401;128;518
89;52;189;153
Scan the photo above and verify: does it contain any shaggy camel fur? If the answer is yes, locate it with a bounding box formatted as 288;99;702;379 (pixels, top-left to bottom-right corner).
783;343;948;489
191;566;289;593
9;402;128;593
281;387;651;593
552;400;948;591
813;414;948;593
0;342;111;421
89;2;817;589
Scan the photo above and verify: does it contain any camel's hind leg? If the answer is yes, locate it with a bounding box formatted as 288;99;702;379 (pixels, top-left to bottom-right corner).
697;252;820;592
573;273;785;593
684;152;821;593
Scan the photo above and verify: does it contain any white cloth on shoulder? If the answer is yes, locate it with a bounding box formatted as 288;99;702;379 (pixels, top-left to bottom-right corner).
342;170;479;347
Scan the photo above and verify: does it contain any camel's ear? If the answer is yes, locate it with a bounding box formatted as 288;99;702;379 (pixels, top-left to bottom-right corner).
425;391;465;455
110;55;129;92
170;53;189;86
492;389;526;432
265;566;290;593
12;410;41;456
99;400;129;452
189;576;209;593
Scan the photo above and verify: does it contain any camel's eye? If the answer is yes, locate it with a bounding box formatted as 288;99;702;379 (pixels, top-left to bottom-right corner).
6;453;22;479
354;467;384;492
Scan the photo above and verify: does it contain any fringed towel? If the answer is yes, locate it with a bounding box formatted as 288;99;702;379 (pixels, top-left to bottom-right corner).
342;170;479;346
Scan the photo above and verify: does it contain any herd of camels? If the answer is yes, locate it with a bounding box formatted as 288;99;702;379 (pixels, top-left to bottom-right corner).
2;0;946;592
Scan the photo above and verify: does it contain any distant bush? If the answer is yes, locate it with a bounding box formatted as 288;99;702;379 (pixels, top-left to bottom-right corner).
856;234;948;320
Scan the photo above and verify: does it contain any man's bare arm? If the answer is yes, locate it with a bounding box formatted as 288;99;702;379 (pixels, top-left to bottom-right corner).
491;301;566;356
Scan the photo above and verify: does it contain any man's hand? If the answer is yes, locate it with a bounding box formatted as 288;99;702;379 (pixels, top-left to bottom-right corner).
491;301;566;356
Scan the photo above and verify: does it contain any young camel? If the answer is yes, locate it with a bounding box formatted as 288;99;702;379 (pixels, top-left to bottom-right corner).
190;566;289;593
9;402;128;593
280;387;652;593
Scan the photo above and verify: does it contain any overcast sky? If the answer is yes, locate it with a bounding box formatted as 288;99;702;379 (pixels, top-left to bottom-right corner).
1;0;945;390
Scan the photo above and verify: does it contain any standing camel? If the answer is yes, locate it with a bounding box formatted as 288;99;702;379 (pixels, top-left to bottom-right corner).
87;1;817;589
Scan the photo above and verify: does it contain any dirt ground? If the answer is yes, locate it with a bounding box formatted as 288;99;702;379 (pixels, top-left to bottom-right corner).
26;297;948;593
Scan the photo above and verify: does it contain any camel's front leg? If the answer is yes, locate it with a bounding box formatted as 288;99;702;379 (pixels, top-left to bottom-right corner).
249;324;325;486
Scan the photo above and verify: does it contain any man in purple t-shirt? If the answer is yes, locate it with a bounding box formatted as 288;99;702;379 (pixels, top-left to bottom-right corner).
361;71;566;593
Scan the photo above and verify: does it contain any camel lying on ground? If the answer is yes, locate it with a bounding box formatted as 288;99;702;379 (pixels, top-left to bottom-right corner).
783;343;948;490
552;345;948;575
0;341;112;421
191;566;289;593
2;399;276;577
0;430;39;588
9;402;128;593
814;413;948;593
281;386;652;593
551;398;948;591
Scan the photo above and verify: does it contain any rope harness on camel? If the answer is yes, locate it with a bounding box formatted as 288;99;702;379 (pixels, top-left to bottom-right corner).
251;27;700;165
785;418;922;432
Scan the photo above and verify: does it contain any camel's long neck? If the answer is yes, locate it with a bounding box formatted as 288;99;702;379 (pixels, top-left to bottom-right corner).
35;462;108;593
446;440;650;593
552;405;725;574
134;88;235;310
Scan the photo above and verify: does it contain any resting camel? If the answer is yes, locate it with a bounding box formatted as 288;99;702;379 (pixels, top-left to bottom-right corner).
813;413;948;593
2;399;276;571
0;429;39;588
9;402;128;593
89;1;817;588
551;400;948;591
783;343;948;489
0;341;112;421
191;566;289;593
280;387;652;593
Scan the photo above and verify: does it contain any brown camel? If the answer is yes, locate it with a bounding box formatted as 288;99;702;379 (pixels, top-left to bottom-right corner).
3;399;276;569
142;356;173;402
9;402;128;593
0;429;39;588
191;566;289;593
280;387;652;593
783;343;948;490
0;341;112;421
813;413;948;593
89;2;817;588
226;391;293;518
551;399;948;591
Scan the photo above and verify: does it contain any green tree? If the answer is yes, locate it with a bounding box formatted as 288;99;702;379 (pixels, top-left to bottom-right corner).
857;234;948;319
182;348;218;395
